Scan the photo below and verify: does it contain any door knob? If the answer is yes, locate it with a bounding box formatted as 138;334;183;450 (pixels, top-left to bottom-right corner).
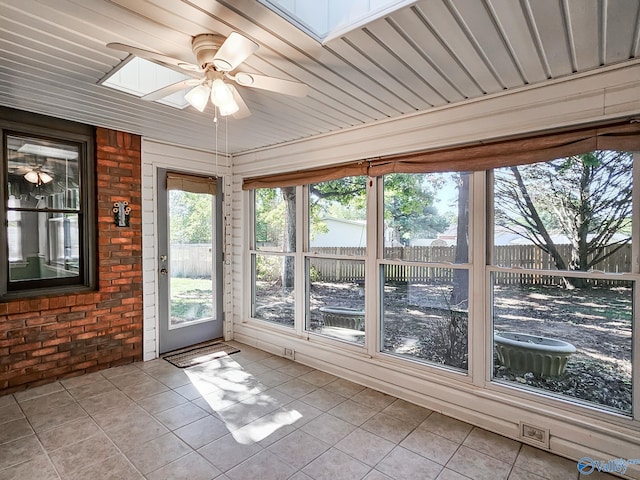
160;268;168;276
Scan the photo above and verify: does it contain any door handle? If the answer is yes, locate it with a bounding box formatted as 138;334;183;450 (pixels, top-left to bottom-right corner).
160;268;168;276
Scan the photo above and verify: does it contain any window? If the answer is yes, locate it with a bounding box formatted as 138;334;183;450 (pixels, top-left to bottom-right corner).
244;122;639;419
380;173;471;371
251;187;296;327
1;111;95;298
306;176;367;344
490;150;635;414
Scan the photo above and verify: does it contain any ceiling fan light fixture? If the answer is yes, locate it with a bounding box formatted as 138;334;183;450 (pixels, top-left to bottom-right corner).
210;78;234;107
24;169;53;185
212;58;233;71
185;84;210;112
235;72;254;86
218;99;239;116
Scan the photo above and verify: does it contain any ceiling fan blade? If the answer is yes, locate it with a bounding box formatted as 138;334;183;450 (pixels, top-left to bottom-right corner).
228;84;251;119
107;42;202;77
212;32;259;71
141;79;202;101
232;72;309;97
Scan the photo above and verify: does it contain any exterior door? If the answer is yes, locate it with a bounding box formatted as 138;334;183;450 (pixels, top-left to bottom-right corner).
157;169;223;354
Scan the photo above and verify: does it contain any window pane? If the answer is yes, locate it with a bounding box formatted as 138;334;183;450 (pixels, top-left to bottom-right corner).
492;272;633;415
306;257;365;344
252;254;295;327
9;212;80;282
255;187;296;252
7;135;81;210
168;190;213;327
381;265;468;371
309;176;367;251
383;173;469;262
493;151;633;272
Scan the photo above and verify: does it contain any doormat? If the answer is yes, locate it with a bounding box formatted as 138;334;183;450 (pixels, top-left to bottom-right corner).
163;341;240;368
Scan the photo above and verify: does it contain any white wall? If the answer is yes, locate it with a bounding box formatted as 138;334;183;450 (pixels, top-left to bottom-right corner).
230;61;640;478
141;139;232;361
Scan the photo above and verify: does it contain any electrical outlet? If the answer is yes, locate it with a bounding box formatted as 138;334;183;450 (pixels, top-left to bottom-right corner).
519;422;549;448
283;348;295;360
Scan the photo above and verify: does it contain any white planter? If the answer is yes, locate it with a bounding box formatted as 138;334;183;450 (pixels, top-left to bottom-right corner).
494;332;576;377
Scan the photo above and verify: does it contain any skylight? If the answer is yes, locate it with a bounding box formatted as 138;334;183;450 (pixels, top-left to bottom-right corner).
101;57;192;109
259;0;416;42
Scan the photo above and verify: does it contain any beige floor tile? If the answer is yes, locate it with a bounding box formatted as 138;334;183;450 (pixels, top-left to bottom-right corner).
146;452;221;480
0;403;24;426
59;371;106;389
420;412;473;444
99;363;141;379
174;382;205;401
20;390;75;416
0;394;16;409
27;403;88;433
508;468;548;480
261;356;294;370
329;399;378;426
302;447;371;480
382;399;432;426
289;472;314;480
276;363;314;378
66;453;143;480
514;445;578;480
324;378;367;398
447;446;512;480
217;389;293;431
78;389;134;415
376;446;443;480
268;429;330;469
0;454;60;480
227;450;297;480
281;400;323;428
13;382;64;403
463;427;521;464
174;415;229;449
198;432;263;472
361;412;416;444
104;409;169;450
400;426;460;465
37;417;101;451
106;369;153;389
253;369;293;387
351;388;397;411
300;387;346;411
301;413;357;445
364;470;394;480
437;468;473;479
336;428;396;467
148;369;192;389
0;418;33;445
125;432;191;474
66;378;117;400
299;370;339;387
121;378;169;401
154;401;208;430
49;432;120;478
274;379;317;399
0;435;44;470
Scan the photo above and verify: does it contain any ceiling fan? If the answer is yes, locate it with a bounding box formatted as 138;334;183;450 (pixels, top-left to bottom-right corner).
107;32;309;118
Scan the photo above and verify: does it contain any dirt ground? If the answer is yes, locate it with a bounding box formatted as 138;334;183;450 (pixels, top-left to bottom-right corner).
254;281;633;414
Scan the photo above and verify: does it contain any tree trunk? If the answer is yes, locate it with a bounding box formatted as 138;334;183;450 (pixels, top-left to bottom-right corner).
282;186;296;289
451;174;469;308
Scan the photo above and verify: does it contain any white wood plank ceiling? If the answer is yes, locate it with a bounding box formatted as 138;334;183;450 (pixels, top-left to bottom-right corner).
1;0;639;155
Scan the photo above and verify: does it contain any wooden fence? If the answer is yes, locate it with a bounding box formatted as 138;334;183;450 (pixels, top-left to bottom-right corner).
172;244;633;285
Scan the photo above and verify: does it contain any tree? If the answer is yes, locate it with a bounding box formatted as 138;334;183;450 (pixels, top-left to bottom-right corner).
169;190;212;244
494;151;633;288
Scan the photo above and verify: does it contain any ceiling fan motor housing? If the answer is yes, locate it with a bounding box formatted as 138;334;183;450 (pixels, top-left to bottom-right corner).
191;34;225;69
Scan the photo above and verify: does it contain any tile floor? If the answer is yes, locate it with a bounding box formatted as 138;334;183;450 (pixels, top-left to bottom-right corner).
0;342;619;480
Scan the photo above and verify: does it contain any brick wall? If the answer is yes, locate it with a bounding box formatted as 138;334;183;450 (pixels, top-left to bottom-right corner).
0;128;143;393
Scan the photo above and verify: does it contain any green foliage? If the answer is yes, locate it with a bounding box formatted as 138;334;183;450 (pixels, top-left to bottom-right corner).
169;191;212;244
